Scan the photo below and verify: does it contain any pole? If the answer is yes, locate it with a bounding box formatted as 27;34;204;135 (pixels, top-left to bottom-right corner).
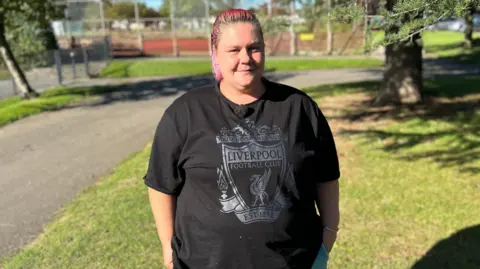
70;51;77;80
363;0;369;49
326;0;333;54
99;0;105;35
54;50;63;84
11;75;17;95
82;47;90;78
289;1;296;56
268;0;272;16
205;0;211;55
65;4;71;38
134;0;140;34
98;0;109;61
170;0;179;57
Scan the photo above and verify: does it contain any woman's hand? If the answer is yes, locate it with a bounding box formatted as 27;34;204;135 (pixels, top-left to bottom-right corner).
164;261;173;269
322;228;337;253
163;247;174;269
314;180;340;254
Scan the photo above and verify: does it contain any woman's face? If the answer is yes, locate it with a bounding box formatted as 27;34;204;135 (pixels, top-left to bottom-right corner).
215;22;265;90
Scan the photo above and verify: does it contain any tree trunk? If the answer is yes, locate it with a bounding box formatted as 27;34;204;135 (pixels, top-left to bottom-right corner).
464;5;474;49
374;0;423;106
0;19;39;99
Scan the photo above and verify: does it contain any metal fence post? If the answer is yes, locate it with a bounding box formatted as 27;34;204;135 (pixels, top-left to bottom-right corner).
82;47;90;78
326;0;333;54
170;0;179;57
289;1;297;56
54;50;63;85
205;0;211;55
70;50;77;80
11;75;17;95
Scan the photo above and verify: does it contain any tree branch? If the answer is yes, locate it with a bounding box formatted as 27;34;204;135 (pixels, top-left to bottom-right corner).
390;2;435;18
398;11;449;43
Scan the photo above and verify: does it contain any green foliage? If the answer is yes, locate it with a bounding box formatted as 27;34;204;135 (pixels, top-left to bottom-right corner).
0;0;63;70
259;16;290;35
330;0;480;49
158;0;244;18
105;2;159;19
0;0;64;26
329;3;365;24
159;0;207;17
4;12;51;69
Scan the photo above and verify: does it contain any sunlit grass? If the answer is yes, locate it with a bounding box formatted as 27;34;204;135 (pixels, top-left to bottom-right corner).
2;79;478;268
0;85;118;127
99;58;384;78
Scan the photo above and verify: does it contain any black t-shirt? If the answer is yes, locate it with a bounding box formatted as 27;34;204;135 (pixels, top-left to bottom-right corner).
144;77;340;269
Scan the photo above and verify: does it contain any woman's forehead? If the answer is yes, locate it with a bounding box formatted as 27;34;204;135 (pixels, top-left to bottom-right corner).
218;23;262;46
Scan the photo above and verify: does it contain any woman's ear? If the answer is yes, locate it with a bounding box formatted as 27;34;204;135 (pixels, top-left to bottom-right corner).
211;50;222;81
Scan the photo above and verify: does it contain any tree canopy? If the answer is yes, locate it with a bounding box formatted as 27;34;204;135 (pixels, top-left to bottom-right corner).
0;0;64;98
105;2;159;19
331;0;480;48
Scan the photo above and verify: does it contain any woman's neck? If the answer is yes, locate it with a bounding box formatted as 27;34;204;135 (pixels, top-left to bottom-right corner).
219;79;265;105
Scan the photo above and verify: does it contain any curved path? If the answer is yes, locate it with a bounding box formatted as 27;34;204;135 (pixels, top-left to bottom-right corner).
1;60;479;258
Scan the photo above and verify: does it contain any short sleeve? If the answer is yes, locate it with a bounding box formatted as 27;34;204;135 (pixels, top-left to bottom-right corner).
143;111;185;195
309;100;341;183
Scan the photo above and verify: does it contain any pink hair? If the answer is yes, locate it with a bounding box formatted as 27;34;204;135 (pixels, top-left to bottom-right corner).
210;9;264;81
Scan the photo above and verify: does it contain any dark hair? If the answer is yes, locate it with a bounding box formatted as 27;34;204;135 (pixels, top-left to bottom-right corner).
210;9;264;81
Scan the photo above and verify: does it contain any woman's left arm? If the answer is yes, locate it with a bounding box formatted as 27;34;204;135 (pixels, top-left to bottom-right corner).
315;179;340;253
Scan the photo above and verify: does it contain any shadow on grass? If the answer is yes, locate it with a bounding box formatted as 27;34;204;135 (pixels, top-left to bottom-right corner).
309;76;480;175
78;71;298;106
411;225;480;269
425;38;480;64
303;81;380;100
0;71;301;128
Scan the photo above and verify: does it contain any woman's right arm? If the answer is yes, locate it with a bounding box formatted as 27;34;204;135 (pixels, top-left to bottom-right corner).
148;187;177;269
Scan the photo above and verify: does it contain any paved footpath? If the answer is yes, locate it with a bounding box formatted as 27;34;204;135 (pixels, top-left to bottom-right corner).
1;60;479;258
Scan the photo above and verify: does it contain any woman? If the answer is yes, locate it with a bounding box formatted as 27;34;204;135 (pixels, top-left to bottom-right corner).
144;9;340;269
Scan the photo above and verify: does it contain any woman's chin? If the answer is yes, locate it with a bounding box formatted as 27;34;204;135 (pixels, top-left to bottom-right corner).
234;72;259;87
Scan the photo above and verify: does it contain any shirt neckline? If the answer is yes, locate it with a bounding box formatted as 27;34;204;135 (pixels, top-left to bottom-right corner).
214;77;270;109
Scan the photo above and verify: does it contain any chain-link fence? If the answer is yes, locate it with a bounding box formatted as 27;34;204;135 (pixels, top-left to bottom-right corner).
46;0;373;59
82;0;370;57
1;0;374;98
0;0;112;98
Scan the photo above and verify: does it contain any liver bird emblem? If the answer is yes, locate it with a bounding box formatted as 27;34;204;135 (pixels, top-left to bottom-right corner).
249;168;272;207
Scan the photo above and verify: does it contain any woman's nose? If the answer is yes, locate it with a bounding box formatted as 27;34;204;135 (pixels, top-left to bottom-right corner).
239;48;251;63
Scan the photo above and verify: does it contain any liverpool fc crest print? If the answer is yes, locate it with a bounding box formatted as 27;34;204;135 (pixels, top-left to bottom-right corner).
216;119;299;224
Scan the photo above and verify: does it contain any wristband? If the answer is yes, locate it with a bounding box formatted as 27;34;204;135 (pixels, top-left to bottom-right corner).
324;226;339;233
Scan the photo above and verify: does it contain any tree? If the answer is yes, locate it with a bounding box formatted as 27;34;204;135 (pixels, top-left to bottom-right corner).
464;3;477;48
0;0;63;99
331;0;480;105
105;2;159;19
159;0;206;17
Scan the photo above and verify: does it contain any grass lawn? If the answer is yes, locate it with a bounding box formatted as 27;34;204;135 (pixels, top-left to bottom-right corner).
99;58;384;78
0;85;119;128
369;30;480;64
372;30;480;64
423;31;480;64
2;77;478;268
